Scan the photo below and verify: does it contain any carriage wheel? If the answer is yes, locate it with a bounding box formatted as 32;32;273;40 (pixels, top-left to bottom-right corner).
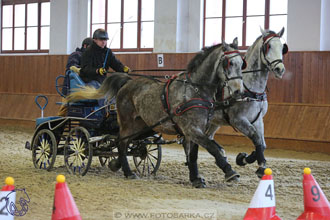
133;143;162;177
32;129;57;171
64;127;93;176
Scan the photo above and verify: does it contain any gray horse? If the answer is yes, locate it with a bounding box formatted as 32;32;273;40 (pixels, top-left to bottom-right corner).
184;28;288;187
67;39;245;185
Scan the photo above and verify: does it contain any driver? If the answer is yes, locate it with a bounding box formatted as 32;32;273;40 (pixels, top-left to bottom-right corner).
80;28;130;88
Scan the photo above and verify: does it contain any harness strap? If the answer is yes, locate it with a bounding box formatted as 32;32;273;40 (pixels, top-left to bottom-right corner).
243;83;267;101
250;109;263;125
161;76;183;135
174;98;213;116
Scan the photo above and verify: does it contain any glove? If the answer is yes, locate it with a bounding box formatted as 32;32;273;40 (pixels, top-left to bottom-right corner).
98;67;107;76
123;66;130;73
70;66;81;74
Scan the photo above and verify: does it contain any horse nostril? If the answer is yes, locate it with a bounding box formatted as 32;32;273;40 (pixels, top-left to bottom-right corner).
275;67;281;73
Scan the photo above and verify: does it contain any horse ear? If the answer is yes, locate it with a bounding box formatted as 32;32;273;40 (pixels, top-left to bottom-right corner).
278;27;285;38
260;26;267;37
232;37;238;49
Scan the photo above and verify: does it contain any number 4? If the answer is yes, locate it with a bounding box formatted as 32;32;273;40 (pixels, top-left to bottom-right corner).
265;184;274;200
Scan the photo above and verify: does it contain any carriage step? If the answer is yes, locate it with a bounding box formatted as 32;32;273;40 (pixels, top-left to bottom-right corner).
89;135;117;144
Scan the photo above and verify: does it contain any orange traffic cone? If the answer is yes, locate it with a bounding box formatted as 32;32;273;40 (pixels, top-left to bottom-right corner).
0;177;16;220
297;168;330;220
52;175;82;220
243;168;281;220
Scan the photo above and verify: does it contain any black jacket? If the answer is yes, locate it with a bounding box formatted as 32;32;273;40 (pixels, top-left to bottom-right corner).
66;47;84;72
80;42;125;83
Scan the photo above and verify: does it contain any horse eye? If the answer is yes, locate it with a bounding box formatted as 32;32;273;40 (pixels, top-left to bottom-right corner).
230;61;233;66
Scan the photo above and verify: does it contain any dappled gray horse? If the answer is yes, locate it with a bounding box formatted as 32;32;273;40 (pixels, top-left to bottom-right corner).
190;28;288;183
67;40;245;184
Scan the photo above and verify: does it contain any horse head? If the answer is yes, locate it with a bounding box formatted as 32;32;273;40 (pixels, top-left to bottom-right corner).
187;39;244;99
260;27;288;78
217;38;245;99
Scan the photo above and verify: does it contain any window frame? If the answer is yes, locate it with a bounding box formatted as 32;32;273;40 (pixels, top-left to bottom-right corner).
1;0;50;53
203;0;287;49
90;0;154;52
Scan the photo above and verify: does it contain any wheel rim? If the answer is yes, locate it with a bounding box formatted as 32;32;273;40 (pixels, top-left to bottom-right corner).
65;127;92;175
133;143;161;177
32;129;57;170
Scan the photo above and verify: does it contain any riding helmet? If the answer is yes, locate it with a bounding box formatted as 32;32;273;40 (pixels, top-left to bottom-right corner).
93;28;109;40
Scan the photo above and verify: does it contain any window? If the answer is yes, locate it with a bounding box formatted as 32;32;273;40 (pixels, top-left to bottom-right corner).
1;0;50;53
91;0;154;52
203;0;287;48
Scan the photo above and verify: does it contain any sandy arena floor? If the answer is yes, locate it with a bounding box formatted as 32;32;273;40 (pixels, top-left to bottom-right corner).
0;125;329;220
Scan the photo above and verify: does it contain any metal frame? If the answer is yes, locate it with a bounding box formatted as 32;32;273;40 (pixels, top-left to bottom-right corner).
1;0;50;53
90;0;153;52
203;0;287;49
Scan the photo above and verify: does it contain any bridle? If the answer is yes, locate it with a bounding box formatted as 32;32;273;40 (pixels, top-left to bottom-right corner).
261;33;288;72
217;50;246;98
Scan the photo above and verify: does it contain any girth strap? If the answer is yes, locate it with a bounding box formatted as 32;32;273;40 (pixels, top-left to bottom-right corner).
174;98;213;116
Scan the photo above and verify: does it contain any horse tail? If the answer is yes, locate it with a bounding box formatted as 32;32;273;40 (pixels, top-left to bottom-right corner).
66;73;131;103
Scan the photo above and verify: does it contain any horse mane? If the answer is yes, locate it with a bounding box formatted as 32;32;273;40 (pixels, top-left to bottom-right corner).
187;43;223;73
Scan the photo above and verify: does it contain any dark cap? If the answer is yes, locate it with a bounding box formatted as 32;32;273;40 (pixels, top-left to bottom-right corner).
93;28;109;40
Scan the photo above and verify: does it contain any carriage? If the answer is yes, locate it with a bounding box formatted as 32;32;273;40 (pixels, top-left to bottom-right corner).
25;70;168;176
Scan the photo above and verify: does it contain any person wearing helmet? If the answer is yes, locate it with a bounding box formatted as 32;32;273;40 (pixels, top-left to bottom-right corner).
80;28;130;88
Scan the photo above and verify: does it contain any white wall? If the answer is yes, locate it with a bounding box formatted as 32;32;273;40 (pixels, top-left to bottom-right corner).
49;0;89;54
153;0;178;53
320;0;330;50
287;0;322;51
176;0;202;52
49;0;69;54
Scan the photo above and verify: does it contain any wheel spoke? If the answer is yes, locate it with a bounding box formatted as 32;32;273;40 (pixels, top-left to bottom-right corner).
147;155;156;170
148;153;158;160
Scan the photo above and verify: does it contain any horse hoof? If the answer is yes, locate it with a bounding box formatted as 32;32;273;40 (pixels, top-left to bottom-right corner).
126;173;139;179
225;170;240;182
191;177;206;188
236;152;248;166
255;167;266;178
108;158;121;172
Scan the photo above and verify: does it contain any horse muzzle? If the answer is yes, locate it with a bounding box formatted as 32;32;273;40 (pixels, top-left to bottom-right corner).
273;63;285;79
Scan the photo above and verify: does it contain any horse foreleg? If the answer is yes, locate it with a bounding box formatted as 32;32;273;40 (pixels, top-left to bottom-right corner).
182;139;205;188
231;117;267;178
188;131;239;182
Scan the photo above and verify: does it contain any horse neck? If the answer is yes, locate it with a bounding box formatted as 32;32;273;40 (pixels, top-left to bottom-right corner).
188;52;222;96
244;39;269;93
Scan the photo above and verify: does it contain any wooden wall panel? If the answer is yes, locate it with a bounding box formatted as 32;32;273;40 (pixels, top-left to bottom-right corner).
0;51;329;153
